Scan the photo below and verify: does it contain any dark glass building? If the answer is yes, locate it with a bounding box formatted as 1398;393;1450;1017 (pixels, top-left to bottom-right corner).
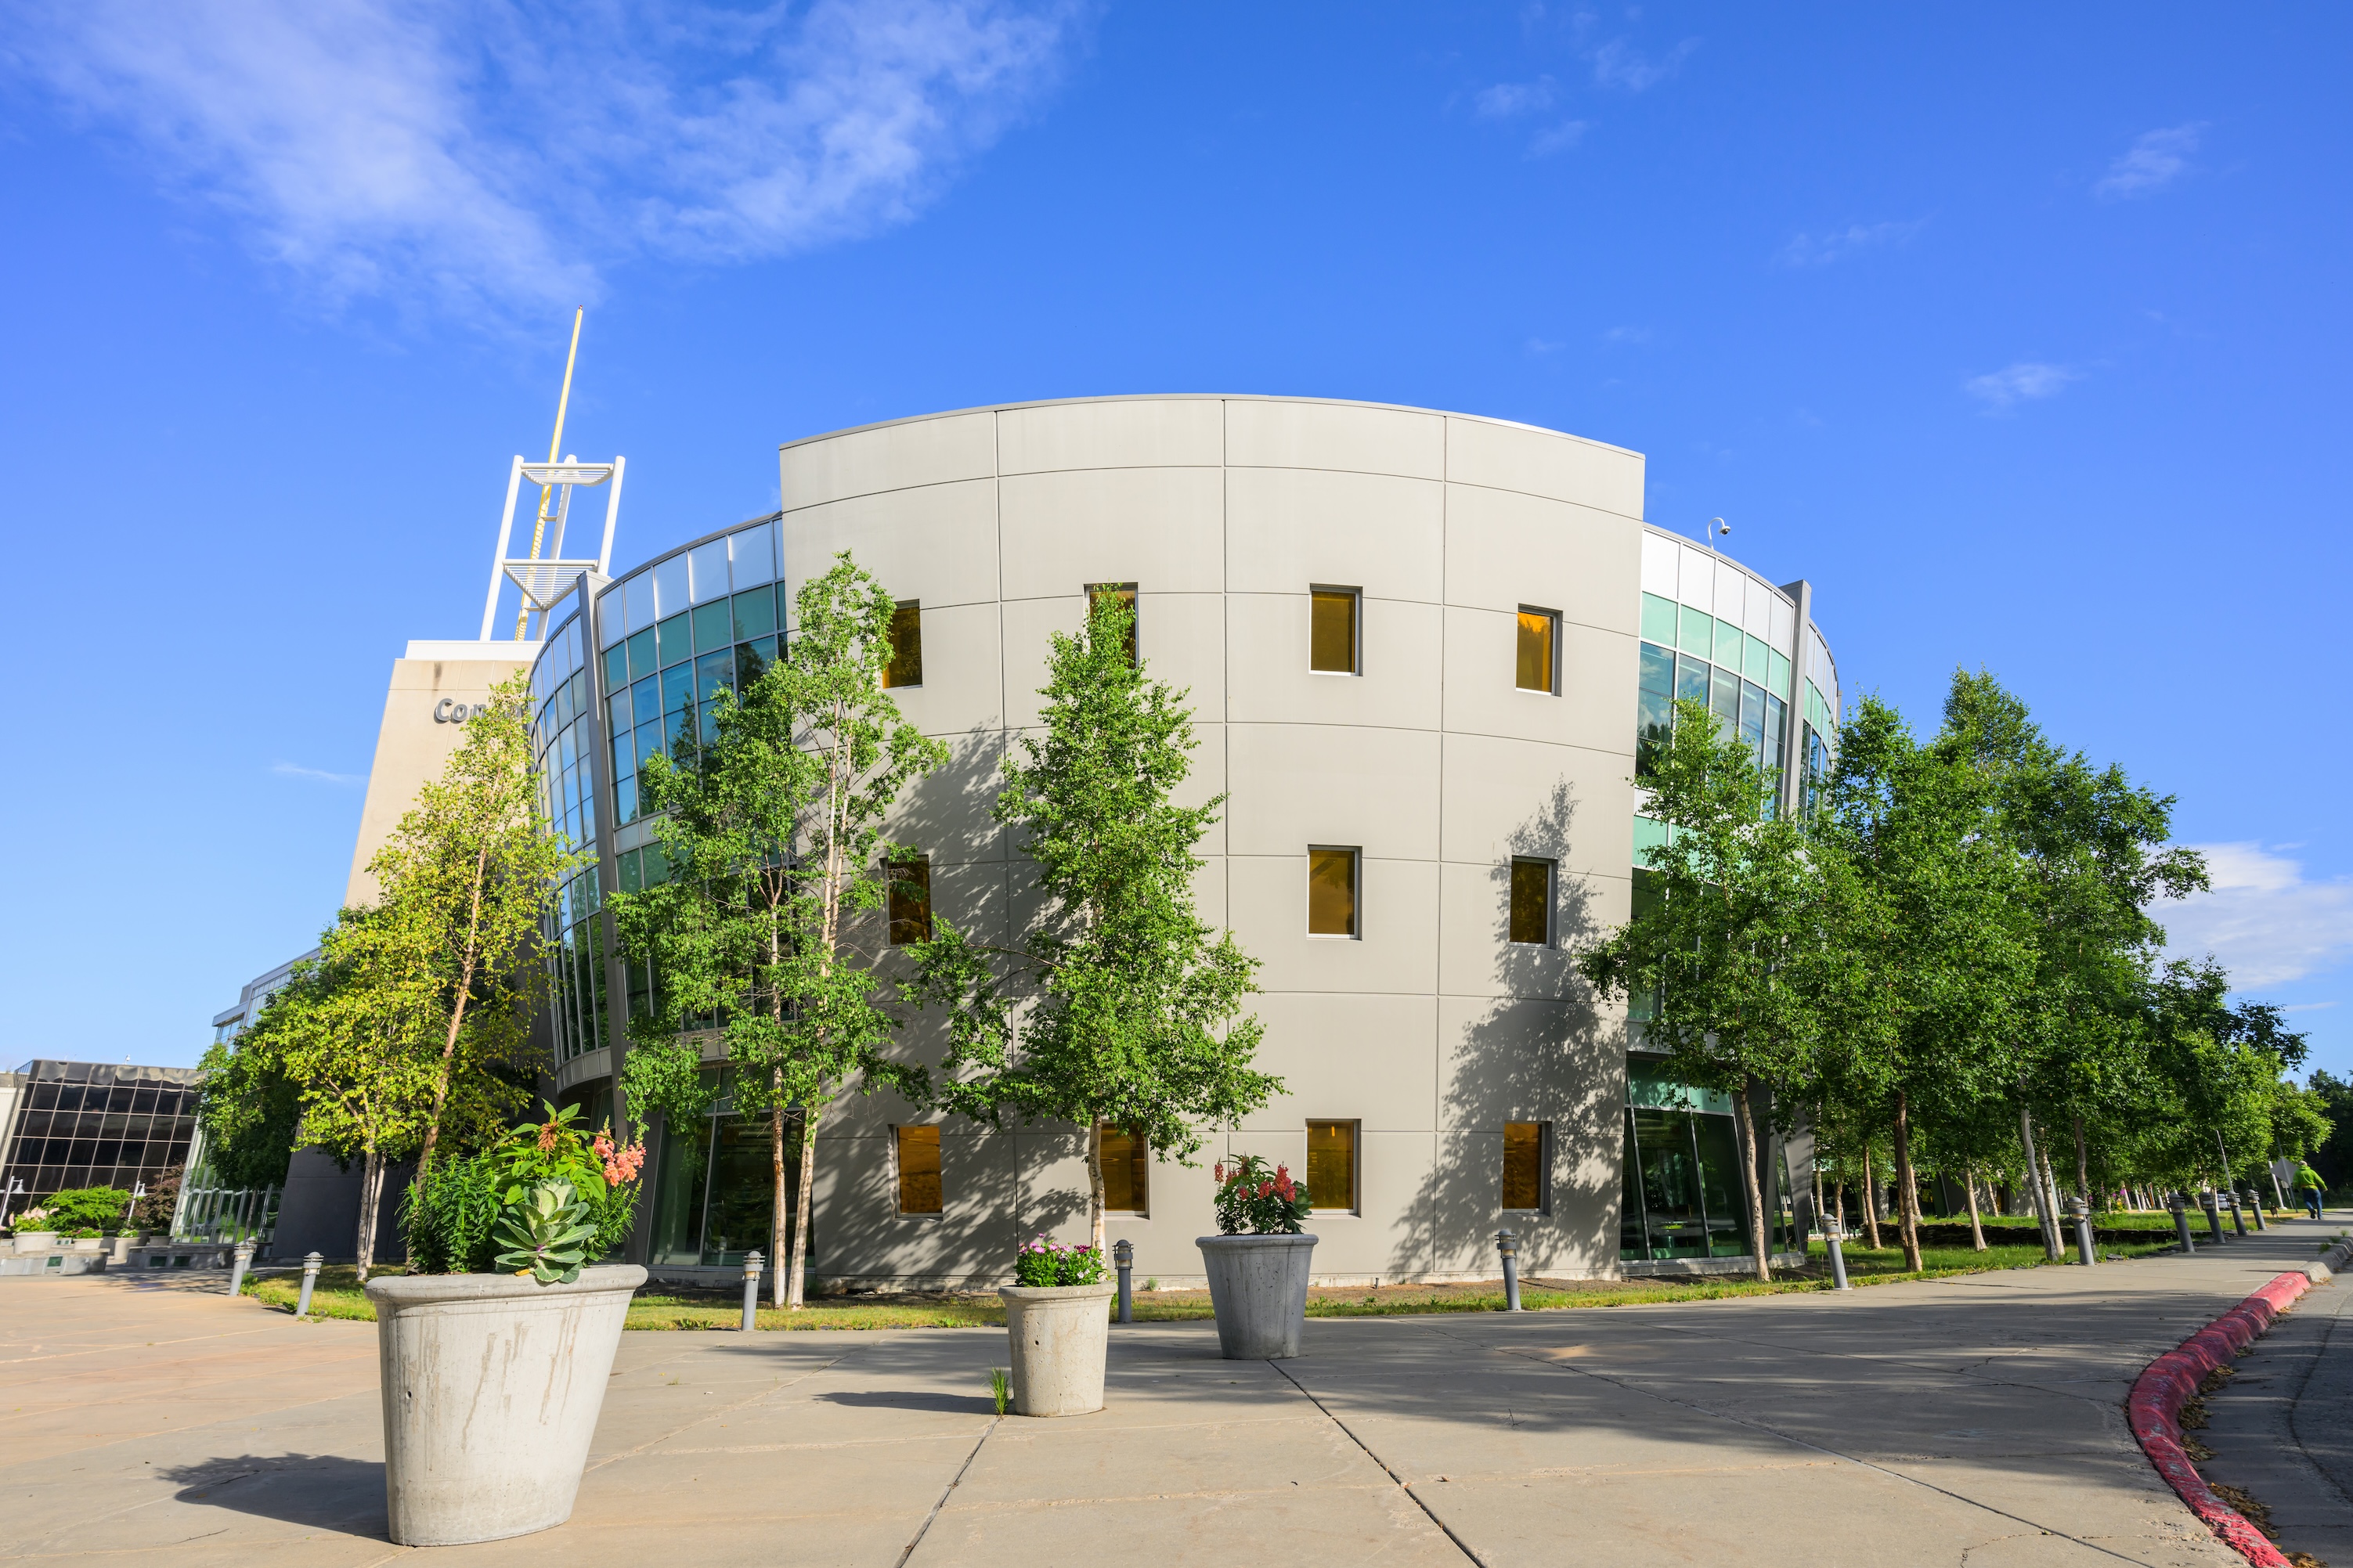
0;1059;203;1209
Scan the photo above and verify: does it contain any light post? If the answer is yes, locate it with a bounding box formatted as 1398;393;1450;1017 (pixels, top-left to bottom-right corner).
296;1252;323;1318
1496;1230;1522;1312
2065;1197;2096;1267
1824;1215;1851;1290
2201;1188;2226;1245
227;1238;256;1299
2168;1192;2196;1253
1113;1239;1134;1324
2244;1190;2268;1231
2226;1188;2247;1238
741;1251;763;1332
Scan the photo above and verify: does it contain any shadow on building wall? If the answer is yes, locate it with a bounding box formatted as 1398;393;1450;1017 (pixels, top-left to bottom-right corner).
1390;780;1623;1281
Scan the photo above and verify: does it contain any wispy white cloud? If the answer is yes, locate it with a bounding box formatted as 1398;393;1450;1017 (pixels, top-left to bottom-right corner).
272;761;362;785
1779;218;1926;268
2095;122;2206;201
1527;120;1586;157
3;0;1084;323
1600;324;1649;344
1474;77;1556;118
2160;842;2353;989
1588;36;1698;92
1963;360;2079;411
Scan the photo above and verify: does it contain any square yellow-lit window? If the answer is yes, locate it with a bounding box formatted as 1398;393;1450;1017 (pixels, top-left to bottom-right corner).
1307;1119;1356;1212
1099;1124;1149;1213
1087;582;1139;665
1308;847;1357;937
1310;588;1359;674
1516;607;1558;693
1502;1122;1546;1211
1508;858;1551;945
882;600;922;689
896;1125;943;1215
887;856;932;945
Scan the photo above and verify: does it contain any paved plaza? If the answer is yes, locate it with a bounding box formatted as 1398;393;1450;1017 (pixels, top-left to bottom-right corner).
2;1222;2348;1567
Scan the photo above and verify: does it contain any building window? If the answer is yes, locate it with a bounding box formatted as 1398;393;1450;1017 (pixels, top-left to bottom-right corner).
1308;847;1359;938
1502;1122;1549;1212
1087;582;1139;664
896;1125;943;1215
1100;1125;1149;1213
1508;858;1553;945
888;855;932;945
1310;587;1359;674
884;600;923;689
1307;1120;1357;1213
1516;607;1559;694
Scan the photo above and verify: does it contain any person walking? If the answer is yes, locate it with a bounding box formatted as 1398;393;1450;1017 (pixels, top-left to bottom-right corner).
2295;1160;2327;1220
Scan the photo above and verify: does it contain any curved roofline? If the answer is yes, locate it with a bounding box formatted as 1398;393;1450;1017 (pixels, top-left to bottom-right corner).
775;393;1640;461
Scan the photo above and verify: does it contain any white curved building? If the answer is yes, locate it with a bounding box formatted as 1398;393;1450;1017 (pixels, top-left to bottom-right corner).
524;396;1841;1285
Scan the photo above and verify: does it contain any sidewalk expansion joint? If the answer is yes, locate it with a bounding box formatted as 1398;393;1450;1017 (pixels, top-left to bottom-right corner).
896;1415;998;1568
1266;1357;1488;1566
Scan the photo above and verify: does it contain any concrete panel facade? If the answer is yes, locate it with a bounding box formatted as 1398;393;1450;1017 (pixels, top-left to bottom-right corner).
532;395;1835;1290
345;643;536;905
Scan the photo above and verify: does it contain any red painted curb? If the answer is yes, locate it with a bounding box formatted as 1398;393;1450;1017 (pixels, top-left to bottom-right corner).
2127;1270;2315;1567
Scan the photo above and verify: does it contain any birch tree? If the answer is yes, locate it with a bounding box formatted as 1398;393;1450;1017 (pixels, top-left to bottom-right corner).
615;553;943;1308
908;594;1278;1256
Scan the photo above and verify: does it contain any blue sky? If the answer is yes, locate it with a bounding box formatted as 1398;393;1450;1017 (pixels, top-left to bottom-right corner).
3;4;2348;1076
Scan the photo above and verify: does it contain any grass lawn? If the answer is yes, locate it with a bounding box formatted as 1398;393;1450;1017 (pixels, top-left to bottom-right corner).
243;1229;2175;1330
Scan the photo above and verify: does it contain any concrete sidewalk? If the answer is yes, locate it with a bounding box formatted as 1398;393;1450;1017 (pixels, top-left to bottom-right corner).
2;1220;2344;1567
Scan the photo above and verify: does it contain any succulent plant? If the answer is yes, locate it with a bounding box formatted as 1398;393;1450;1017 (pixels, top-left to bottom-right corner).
491;1178;601;1285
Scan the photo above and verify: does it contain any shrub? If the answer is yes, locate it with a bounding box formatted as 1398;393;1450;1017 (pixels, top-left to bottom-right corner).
130;1170;181;1233
43;1188;132;1233
1212;1155;1309;1235
403;1102;644;1278
1012;1235;1108;1287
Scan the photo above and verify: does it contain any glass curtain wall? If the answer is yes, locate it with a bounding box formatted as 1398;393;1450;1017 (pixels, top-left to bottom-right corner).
1636;591;1790;799
647;1072;803;1267
0;1063;202;1202
1619;1058;1790;1262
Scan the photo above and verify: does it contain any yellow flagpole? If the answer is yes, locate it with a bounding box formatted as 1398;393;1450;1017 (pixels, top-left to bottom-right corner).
514;308;585;640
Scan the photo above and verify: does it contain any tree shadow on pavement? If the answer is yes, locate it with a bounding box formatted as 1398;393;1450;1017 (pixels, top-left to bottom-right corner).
817;1389;999;1415
155;1452;388;1538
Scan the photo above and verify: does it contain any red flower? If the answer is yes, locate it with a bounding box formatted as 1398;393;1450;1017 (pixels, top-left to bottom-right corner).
1258;1181;1273;1198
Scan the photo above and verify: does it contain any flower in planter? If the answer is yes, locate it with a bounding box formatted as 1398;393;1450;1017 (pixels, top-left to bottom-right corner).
1012;1235;1109;1287
1212;1155;1312;1235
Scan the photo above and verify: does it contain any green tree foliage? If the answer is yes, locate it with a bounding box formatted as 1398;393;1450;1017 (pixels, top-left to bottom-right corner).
195;1031;303;1190
908;594;1278;1255
1579;696;1838;1281
2308;1071;2353;1190
614;553;945;1308
365;669;578;1170
1813;693;2037;1271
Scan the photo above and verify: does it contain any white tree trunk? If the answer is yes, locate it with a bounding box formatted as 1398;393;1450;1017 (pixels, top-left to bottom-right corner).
1733;1090;1772;1283
1086;1119;1107;1257
355;1146;384;1284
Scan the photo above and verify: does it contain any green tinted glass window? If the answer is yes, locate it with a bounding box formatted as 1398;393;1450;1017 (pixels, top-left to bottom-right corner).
1640;593;1677;643
1713;618;1744;669
1709;667;1740;733
734;638;772;687
695;648;736;703
1637;689;1673;777
1676;605;1712;657
660;663;695;715
1744;633;1769;683
1675;653;1709;705
732;586;777;643
656;613;691;670
1768;649;1791;697
1639;642;1673;696
627;628;658;682
608;687;633;734
604;643;628;691
1739;680;1765;752
692;600;732;654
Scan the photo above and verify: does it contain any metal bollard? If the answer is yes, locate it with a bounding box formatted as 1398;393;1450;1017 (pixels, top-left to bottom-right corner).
742;1251;763;1332
227;1238;255;1299
2245;1191;2267;1231
1496;1230;1522;1311
2227;1189;2247;1237
1113;1238;1133;1324
2066;1197;2096;1267
2169;1195;2196;1253
1824;1221;1851;1289
2202;1190;2226;1244
296;1251;323;1318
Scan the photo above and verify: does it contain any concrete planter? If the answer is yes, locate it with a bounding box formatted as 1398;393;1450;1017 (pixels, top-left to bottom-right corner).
1000;1281;1117;1416
365;1265;646;1547
66;1237;105;1254
11;1232;57;1254
1196;1234;1318;1360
